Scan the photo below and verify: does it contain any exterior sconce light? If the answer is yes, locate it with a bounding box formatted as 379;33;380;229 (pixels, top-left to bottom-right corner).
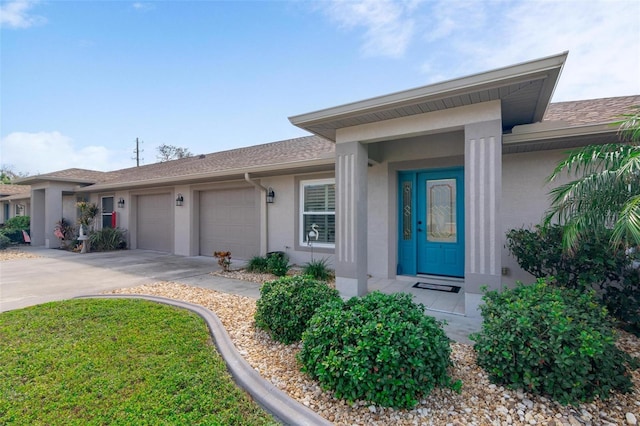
176;193;184;207
266;187;275;204
117;197;125;209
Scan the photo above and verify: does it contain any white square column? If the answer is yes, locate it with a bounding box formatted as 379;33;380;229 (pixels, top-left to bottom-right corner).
464;119;502;316
335;141;368;298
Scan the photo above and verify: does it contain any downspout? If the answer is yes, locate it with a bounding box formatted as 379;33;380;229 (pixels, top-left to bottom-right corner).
244;173;268;256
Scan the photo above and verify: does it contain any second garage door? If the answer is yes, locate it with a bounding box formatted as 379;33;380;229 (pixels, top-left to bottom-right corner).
200;188;259;259
137;193;173;252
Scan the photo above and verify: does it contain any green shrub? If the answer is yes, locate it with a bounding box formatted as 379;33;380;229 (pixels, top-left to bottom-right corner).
255;275;340;344
506;225;628;291
604;268;640;334
88;228;127;252
3;216;30;230
506;225;640;333
471;279;637;405
246;255;269;273
266;252;289;277
298;291;456;408
302;258;333;281
0;228;24;244
0;233;10;250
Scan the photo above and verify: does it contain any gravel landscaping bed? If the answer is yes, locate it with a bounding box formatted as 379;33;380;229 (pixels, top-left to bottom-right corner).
0;248;41;261
106;281;640;426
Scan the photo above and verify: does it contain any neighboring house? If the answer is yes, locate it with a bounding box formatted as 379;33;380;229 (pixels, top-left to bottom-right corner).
10;52;640;316
0;184;31;224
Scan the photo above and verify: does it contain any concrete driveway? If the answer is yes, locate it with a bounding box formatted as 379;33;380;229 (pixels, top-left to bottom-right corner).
0;247;261;313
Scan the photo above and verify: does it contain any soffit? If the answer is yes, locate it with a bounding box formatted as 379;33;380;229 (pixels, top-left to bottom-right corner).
289;52;568;141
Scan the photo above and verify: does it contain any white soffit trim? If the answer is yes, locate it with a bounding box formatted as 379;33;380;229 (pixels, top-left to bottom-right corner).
289;52;568;130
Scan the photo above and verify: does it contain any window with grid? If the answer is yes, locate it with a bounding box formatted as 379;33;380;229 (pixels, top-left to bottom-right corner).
300;179;335;247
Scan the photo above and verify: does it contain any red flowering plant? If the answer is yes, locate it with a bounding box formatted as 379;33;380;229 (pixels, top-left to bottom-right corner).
213;251;232;272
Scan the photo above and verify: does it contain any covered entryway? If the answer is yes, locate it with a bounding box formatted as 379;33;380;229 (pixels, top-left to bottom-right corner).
398;168;464;278
199;188;259;259
137;193;173;252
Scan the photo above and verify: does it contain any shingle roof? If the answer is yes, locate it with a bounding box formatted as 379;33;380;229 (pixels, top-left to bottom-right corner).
97;135;335;185
543;96;640;126
14;96;640;190
0;184;31;196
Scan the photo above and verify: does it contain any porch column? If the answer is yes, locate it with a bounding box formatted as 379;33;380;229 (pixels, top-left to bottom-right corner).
335;141;368;298
464;119;502;316
44;187;64;249
30;189;45;246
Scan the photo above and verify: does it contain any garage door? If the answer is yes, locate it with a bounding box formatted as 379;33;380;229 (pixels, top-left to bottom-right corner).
200;188;258;259
137;193;172;252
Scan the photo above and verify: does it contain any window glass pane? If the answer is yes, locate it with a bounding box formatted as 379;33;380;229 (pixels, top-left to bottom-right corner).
102;197;114;229
301;180;335;246
304;184;335;212
427;178;456;243
303;214;335;244
402;181;412;240
102;197;114;213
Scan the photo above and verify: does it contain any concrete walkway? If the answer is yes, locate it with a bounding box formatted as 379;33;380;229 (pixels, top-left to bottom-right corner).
1;246;482;343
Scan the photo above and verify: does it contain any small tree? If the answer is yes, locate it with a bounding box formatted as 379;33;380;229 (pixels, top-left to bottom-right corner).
0;165;28;184
77;201;99;232
544;106;640;252
156;144;193;162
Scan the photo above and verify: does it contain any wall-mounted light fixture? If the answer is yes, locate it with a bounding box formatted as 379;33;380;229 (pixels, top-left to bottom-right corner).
266;187;275;204
176;193;184;207
117;197;125;209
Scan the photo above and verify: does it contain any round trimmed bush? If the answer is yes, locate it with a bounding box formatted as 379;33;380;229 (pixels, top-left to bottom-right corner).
0;233;10;250
298;291;455;408
254;275;340;344
472;278;637;405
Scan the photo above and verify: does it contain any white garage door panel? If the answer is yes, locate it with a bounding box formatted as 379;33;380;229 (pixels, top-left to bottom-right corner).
137;193;172;252
200;188;258;259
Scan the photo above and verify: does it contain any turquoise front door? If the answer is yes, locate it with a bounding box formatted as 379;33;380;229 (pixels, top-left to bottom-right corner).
398;168;464;277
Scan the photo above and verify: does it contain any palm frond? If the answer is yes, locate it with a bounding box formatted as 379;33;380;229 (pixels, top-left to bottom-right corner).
612;195;640;247
614;106;640;143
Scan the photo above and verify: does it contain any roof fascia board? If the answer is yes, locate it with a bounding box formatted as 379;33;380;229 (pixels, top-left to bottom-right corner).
289;52;568;127
76;157;336;192
15;176;98;186
503;123;617;145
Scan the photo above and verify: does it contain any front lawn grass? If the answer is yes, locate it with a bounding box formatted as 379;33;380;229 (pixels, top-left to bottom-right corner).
0;298;276;425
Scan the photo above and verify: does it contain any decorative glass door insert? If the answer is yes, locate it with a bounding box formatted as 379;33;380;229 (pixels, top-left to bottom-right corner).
426;178;456;243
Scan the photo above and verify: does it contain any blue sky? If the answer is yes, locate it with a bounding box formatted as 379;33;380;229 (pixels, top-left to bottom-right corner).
1;0;639;176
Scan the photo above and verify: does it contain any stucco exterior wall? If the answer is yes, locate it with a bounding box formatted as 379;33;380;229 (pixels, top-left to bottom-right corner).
61;195;77;225
500;148;569;286
262;173;336;268
366;131;465;279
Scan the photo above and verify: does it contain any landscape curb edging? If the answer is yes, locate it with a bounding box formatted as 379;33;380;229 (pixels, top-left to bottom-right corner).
78;294;332;426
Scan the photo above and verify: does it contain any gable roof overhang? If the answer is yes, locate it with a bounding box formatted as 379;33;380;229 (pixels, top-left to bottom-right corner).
289;52;568;141
15;176;98;186
0;193;31;202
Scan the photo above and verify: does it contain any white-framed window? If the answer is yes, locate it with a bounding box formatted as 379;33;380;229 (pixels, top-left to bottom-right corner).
102;196;114;228
300;178;335;248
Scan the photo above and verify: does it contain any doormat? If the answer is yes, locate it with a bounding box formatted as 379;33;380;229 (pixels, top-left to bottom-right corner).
413;282;461;293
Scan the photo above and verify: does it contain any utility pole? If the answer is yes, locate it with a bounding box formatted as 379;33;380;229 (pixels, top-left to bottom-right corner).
132;137;144;167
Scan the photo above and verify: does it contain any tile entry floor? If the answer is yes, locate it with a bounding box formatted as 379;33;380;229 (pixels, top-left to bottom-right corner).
368;276;466;316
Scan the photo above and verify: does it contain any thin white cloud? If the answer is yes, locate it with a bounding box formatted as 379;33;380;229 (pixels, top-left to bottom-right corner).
0;0;45;29
132;2;155;12
0;131;133;176
416;0;640;101
318;0;422;58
